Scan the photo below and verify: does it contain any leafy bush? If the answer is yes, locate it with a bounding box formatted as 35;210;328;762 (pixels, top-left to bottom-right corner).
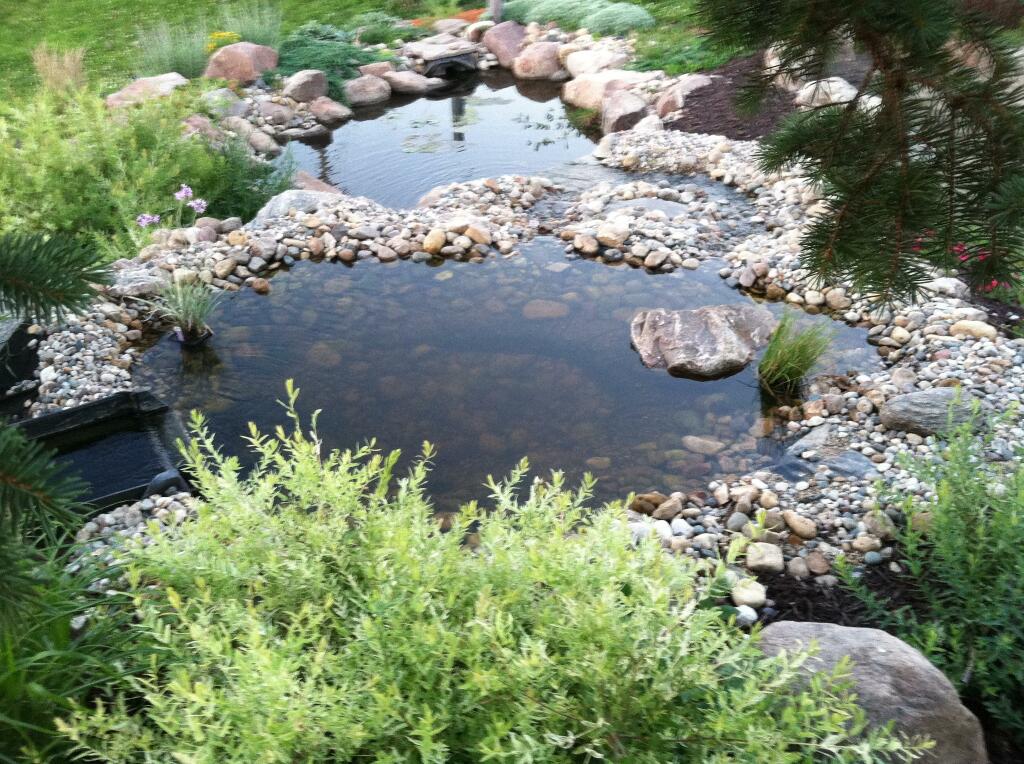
502;0;535;23
136;20;209;78
273;22;379;101
757;310;832;396
0;90;291;258
845;423;1024;751
218;1;284;47
582;3;655;34
59;386;924;762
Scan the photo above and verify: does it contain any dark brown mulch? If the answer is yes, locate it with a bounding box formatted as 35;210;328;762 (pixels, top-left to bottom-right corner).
664;53;797;141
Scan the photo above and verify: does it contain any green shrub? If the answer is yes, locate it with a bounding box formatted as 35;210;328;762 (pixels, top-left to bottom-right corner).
0;90;291;259
348;11;425;46
528;0;603;28
273;22;379;101
757;310;832;396
136;21;210;78
150;282;222;340
844;423;1024;751
59;385;925;762
582;2;655;33
502;0;535;23
218;1;284;47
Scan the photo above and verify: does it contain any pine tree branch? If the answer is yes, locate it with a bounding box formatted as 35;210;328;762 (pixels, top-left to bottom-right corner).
0;233;109;322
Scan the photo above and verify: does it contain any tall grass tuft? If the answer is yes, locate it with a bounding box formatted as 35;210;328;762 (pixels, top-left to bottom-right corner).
32;43;87;92
757;310;832;395
153;282;221;340
218;1;284;47
136;21;209;78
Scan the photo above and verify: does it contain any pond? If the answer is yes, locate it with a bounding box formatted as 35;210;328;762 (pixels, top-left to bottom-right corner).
285;70;597;209
137;238;874;511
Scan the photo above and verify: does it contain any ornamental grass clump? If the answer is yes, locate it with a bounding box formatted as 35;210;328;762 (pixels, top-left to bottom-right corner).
152;282;221;343
58;383;926;762
135;21;209;78
218;1;283;47
757;310;832;396
31;43;86;93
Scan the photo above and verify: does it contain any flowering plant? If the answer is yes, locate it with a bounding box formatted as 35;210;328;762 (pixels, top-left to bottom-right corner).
137;184;210;232
205;31;241;54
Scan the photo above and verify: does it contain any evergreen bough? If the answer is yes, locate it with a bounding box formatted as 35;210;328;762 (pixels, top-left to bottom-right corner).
0;232;107;620
696;0;1024;302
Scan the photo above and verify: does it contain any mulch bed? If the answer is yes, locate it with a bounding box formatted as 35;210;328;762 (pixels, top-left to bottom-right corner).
664;53;797;141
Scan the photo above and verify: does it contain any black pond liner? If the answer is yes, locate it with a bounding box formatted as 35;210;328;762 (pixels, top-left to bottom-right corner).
0;321;40;417
15;390;190;514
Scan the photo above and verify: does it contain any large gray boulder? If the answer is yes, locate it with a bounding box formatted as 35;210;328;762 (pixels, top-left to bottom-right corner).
759;621;988;763
483;21;526;68
879;387;975;435
630;305;776;380
249;189;342;227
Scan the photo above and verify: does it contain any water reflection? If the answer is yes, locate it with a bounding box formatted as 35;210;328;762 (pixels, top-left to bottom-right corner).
137;242;875;511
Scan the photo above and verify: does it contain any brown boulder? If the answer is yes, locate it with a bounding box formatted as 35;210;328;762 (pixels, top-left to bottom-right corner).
204;42;278;85
512;42;565;80
308;96;353;126
483;21;527;68
282;69;328;102
344;75;391;106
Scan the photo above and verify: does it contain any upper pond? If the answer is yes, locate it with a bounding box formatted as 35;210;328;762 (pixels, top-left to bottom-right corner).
285;71;596;209
137;240;874;510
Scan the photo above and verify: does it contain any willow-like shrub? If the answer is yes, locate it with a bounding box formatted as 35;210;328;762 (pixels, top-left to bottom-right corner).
0;90;291;256
60;385;923;762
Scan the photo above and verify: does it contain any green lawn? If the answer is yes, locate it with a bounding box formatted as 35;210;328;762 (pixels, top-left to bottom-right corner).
0;0;406;95
0;0;731;96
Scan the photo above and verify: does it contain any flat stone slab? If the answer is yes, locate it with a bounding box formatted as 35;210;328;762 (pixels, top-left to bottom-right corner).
403;34;479;62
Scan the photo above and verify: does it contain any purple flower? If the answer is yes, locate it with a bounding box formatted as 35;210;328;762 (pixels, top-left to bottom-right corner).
187;198;208;215
136;213;161;227
174;184;194;201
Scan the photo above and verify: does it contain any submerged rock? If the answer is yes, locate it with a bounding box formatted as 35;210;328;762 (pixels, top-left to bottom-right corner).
759;621;988;763
630;305;776;380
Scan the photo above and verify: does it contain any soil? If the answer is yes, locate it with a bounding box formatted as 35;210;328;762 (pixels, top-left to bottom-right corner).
664;53;797;141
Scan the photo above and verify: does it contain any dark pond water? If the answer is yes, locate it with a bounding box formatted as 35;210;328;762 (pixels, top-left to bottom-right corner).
137;241;874;510
286;71;597;209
